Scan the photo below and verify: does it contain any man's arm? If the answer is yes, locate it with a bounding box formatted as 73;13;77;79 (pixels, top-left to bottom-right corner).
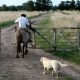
15;18;20;23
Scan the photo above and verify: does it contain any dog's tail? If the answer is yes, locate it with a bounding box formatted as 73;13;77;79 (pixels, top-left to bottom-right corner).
58;61;68;67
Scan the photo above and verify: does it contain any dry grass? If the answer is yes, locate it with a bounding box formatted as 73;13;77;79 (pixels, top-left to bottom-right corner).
0;11;44;23
50;11;80;28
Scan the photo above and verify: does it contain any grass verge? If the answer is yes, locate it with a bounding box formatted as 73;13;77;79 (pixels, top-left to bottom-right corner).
0;20;14;29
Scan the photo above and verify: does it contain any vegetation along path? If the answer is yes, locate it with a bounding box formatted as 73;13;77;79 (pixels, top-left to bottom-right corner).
0;13;80;80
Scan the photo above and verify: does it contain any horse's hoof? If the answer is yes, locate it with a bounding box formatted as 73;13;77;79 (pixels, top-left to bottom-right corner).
16;56;20;58
25;51;28;55
20;50;22;52
26;50;28;53
25;50;28;55
22;55;24;58
25;53;27;55
52;74;55;77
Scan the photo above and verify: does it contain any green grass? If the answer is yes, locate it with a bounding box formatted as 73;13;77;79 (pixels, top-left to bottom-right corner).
63;77;73;80
49;50;80;64
0;75;73;80
35;15;80;65
0;20;14;29
58;76;73;80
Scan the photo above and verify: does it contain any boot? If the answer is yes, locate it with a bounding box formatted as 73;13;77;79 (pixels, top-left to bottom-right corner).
28;39;32;42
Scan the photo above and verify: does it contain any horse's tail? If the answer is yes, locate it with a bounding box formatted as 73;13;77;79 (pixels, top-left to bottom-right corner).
16;33;21;52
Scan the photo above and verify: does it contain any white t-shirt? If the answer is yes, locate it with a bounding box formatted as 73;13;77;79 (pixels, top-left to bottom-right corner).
15;17;30;28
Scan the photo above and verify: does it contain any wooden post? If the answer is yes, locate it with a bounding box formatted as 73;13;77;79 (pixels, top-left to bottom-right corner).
32;32;36;48
77;24;80;50
53;28;57;51
30;31;36;48
0;28;1;53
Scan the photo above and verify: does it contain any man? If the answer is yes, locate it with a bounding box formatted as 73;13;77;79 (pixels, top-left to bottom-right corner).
15;14;32;42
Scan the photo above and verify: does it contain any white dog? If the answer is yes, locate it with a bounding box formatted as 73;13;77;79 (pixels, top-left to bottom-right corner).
40;57;68;78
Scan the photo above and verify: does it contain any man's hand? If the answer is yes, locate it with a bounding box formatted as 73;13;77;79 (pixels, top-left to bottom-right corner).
31;28;36;32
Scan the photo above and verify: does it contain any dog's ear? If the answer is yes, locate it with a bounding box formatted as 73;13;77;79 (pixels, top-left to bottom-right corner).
40;57;44;62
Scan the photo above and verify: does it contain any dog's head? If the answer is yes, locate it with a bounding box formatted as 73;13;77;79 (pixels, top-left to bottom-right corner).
40;57;47;62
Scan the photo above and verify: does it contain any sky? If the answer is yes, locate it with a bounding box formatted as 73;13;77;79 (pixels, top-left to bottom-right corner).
0;0;76;6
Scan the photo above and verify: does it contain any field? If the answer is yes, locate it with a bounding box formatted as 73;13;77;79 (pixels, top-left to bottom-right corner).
50;11;80;28
0;11;46;28
0;11;80;27
0;11;45;23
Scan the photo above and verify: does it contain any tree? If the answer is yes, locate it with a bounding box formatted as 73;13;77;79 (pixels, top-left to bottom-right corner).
58;1;65;11
16;6;23;10
46;0;53;11
52;6;58;11
70;0;75;10
64;0;71;10
9;6;17;11
2;4;9;11
58;0;75;10
0;7;3;11
75;0;80;10
35;0;53;11
22;2;27;10
35;0;43;11
26;0;35;11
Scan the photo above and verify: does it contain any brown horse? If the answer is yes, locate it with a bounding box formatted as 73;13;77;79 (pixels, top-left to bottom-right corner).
15;27;29;58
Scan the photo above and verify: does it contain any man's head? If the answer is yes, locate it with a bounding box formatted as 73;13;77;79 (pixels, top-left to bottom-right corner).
21;14;26;17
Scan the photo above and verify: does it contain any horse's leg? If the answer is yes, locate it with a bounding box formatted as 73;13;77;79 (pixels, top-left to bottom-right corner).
25;43;28;55
22;43;25;58
16;42;20;58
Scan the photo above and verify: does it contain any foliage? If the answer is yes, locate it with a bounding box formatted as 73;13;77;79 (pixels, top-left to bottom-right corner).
0;0;53;11
75;0;80;10
58;0;80;11
0;0;80;11
35;0;53;11
26;0;35;11
8;6;18;11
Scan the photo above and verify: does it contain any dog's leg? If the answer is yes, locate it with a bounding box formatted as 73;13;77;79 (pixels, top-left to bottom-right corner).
43;67;46;75
55;71;61;79
52;70;55;76
57;71;60;78
54;68;59;78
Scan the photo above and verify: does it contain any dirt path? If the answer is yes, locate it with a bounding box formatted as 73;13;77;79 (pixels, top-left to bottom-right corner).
0;14;80;80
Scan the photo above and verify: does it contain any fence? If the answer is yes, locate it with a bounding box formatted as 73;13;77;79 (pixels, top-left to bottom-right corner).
0;26;79;52
0;28;1;53
33;25;80;51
